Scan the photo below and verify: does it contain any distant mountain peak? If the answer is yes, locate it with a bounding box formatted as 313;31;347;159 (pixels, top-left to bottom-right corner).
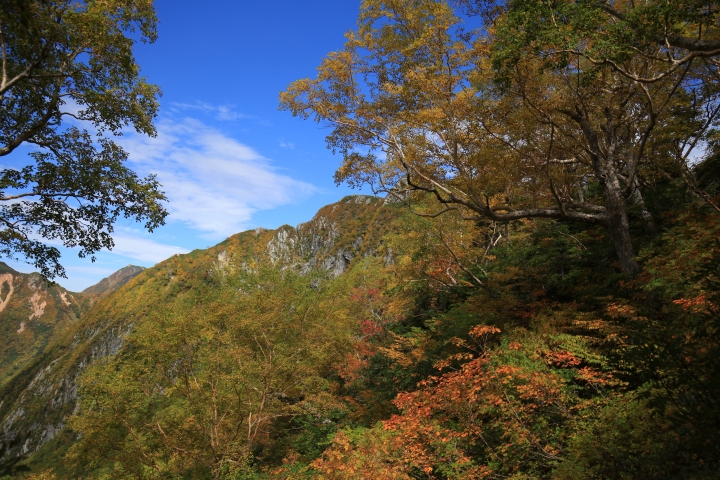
0;261;19;275
82;265;146;296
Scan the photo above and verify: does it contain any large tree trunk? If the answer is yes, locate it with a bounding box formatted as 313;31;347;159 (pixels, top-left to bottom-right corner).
630;177;656;234
572;113;640;276
603;174;640;276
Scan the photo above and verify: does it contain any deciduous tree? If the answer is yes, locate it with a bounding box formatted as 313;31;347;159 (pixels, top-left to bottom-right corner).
70;267;356;478
281;0;720;275
0;0;166;279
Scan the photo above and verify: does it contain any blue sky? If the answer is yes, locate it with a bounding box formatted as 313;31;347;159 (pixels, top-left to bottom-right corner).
4;1;370;291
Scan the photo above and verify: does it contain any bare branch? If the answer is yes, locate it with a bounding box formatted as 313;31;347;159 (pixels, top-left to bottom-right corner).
438;229;485;286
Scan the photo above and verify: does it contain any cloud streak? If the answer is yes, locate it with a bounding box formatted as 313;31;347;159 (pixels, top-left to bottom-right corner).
122;118;316;238
109;233;190;263
28;228;189;265
169;102;252;121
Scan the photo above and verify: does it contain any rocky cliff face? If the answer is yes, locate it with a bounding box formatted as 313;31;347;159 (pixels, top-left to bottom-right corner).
0;263;145;392
0;263;147;467
0;319;133;460
266;195;385;275
0;263;87;390
0;195;401;467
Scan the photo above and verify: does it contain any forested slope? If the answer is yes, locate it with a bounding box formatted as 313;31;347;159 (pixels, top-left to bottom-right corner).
0;195;402;477
0;263;145;392
1;176;719;478
0;263;87;390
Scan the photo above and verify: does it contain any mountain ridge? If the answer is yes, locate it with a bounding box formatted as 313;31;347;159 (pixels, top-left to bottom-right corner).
81;265;146;296
0;265;86;391
0;195;400;467
0;263;147;390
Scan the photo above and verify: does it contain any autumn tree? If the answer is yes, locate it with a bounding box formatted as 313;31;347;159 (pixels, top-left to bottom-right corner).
281;0;720;275
69;267;356;478
481;0;720;270
314;324;617;478
460;0;720;83
0;0;167;279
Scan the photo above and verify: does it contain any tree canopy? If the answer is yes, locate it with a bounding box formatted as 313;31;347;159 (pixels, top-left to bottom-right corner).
0;0;167;279
281;0;720;275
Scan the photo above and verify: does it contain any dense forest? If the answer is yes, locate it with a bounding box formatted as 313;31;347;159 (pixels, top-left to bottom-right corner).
4;186;720;479
3;0;720;478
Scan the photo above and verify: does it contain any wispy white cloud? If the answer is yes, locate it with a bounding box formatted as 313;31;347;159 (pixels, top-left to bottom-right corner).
122;118;316;238
109;233;189;263
65;265;120;276
169;101;252;121
28;228;189;265
279;140;295;149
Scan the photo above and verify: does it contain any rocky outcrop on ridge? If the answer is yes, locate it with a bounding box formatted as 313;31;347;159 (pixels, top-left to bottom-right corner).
0;195;402;467
0;263;87;390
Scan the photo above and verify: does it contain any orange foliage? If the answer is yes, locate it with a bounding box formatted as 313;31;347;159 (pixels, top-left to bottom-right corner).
544;350;582;368
365;325;579;478
673;295;713;313
337;340;376;384
311;429;411;479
